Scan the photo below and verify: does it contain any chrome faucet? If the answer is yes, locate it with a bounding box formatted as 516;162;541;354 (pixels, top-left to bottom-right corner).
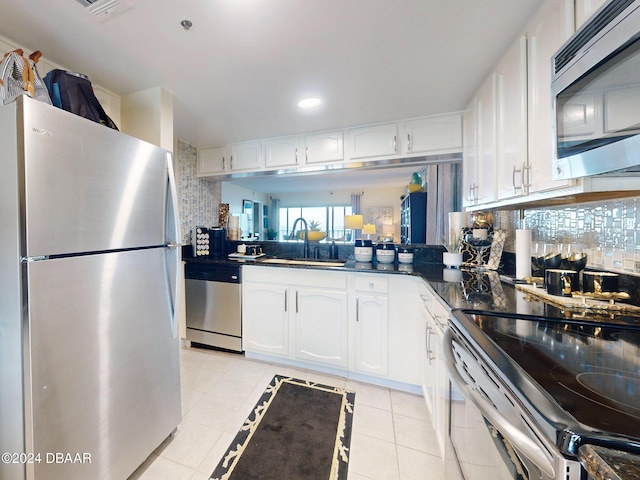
288;217;311;258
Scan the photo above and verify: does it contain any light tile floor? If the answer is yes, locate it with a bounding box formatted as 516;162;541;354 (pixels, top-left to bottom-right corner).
129;345;446;480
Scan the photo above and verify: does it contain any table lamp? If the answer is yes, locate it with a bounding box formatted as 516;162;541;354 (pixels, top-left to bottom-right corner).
362;224;377;241
345;214;364;242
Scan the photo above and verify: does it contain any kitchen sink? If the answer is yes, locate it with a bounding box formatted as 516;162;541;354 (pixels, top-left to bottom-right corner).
258;258;346;267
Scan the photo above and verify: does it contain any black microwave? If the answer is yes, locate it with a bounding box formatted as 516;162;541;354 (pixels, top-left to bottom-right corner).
551;0;640;180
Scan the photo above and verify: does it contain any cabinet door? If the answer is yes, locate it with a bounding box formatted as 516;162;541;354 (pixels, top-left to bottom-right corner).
421;308;437;415
475;73;497;205
229;141;262;171
304;130;344;164
527;0;575;193
354;294;389;376
265;136;301;168
242;283;289;357
347;123;398;160
198;146;228;175
294;288;348;367
462;100;477;208
496;35;528;201
402;113;462;155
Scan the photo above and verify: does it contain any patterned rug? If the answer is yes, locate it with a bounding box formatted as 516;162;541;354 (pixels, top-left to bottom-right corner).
210;375;355;480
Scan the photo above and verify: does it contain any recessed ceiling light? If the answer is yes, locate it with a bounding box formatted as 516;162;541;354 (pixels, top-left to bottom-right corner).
298;97;322;109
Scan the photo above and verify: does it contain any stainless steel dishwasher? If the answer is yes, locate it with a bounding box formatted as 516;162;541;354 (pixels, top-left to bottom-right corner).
185;263;242;353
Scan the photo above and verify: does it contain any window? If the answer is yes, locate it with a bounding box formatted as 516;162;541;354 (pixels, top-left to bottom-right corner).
278;206;353;241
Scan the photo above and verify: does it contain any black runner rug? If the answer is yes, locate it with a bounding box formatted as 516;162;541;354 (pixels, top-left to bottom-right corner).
210;374;355;480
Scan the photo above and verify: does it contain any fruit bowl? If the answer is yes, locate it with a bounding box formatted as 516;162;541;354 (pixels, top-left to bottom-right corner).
298;231;326;242
407;183;423;193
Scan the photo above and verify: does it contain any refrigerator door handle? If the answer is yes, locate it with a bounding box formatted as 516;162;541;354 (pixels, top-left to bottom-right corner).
166;153;182;339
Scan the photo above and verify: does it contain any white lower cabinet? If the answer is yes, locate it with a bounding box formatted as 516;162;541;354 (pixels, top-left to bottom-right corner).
351;274;390;376
243;266;349;369
243;266;431;392
419;283;450;458
294;288;349;368
243;282;289;357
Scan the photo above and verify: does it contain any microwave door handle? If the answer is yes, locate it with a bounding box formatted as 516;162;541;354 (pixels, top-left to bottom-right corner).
443;329;556;479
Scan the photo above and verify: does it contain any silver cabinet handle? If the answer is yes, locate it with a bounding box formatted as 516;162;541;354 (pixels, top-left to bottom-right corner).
230;155;233;170
523;163;531;190
284;290;288;312
296;290;299;313
295;148;298;164
513;165;523;193
407;134;411;152
393;135;397;152
356;296;359;322
305;146;308;163
222;156;226;170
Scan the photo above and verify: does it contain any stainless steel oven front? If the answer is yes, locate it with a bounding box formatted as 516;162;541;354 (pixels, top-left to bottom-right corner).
443;326;583;480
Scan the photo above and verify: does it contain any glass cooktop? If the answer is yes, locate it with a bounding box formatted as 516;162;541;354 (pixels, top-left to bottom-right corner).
456;311;640;452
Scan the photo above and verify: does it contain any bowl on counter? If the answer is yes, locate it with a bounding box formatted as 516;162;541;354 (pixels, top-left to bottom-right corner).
376;243;396;263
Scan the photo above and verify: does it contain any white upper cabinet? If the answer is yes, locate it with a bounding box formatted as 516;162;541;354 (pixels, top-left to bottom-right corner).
575;0;608;29
464;74;497;207
347;123;399;160
400;113;462;156
526;0;575;193
229;141;263;171
495;35;528;200
197;145;228;175
265;135;301;168
198;141;262;175
462;101;478;208
304;130;344;164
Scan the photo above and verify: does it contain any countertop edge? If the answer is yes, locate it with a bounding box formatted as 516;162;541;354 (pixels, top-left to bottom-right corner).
578;444;640;480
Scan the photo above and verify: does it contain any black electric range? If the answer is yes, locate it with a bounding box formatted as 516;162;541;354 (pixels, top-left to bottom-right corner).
451;309;640;457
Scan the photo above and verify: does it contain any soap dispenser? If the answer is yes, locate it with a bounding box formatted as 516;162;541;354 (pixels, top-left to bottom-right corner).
329;240;339;259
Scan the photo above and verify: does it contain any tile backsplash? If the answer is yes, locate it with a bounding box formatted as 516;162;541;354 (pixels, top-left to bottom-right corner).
176;140;221;244
497;196;640;275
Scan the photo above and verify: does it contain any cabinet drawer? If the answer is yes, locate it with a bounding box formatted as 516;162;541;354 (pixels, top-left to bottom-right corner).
354;275;389;294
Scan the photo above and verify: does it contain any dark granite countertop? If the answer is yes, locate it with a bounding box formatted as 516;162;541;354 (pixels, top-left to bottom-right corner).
185;252;640;325
579;445;640;480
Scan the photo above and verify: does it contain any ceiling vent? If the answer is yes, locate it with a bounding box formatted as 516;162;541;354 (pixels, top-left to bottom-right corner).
75;0;131;19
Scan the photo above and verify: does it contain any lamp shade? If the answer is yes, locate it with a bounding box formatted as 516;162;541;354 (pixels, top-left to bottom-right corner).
362;224;377;235
345;214;364;229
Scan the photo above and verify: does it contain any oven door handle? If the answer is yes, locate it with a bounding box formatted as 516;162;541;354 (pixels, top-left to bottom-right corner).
443;328;556;479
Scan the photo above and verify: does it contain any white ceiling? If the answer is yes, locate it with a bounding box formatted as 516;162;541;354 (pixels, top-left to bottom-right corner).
0;0;544;193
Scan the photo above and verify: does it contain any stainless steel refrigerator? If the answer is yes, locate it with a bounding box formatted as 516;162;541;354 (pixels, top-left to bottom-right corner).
0;96;182;480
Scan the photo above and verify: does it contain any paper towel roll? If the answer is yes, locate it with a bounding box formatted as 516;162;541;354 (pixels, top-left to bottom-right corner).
448;212;466;245
228;215;240;228
515;229;532;279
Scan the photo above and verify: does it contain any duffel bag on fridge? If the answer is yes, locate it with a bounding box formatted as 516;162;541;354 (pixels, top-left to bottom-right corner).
44;69;118;130
0;49;52;105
